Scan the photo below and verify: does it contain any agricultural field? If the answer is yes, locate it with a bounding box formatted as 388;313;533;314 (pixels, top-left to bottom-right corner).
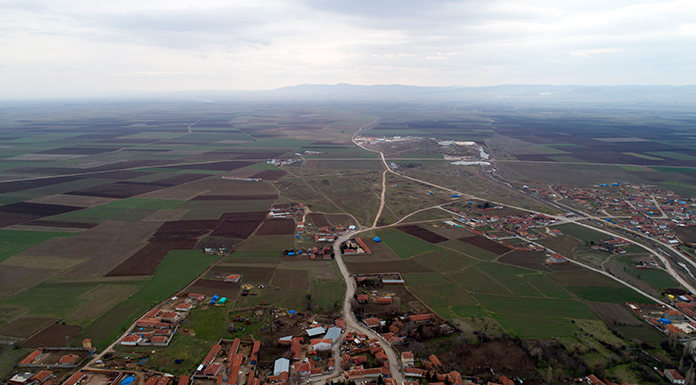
1;99;694;384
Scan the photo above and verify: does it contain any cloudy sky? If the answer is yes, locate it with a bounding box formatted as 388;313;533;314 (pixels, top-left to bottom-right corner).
0;0;694;98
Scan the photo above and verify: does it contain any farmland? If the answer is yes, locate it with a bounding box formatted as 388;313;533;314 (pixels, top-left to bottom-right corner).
0;97;695;384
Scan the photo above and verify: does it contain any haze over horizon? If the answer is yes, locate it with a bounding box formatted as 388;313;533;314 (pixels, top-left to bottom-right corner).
1;0;694;99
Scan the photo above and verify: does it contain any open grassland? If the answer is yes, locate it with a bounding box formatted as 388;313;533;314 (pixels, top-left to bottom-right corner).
376;228;440;259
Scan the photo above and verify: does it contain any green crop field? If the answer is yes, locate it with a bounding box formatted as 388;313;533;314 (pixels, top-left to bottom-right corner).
625;267;678;289
475;294;596;319
476;262;543;297
647;151;696;161
413;283;477;307
133;250;222;302
552;223;608;243
565;286;653;303
0;282;99;319
493;313;579;338
0;230;74;263
81;298;153;348
446;267;511;295
439;239;499;261
413;249;477;273
375;228;440;259
221;250;282;264
524;274;572;299
177;200;275;219
401;272;445;286
310;280;344;308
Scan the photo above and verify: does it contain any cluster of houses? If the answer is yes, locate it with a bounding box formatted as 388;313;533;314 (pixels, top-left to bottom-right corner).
444;201;559;242
282;246;333;260
18;347;92;370
312;224;353;243
119;293;205;347
340;238;372;255
627;302;696;342
267;203;304;220
588;237;631;254
550;184;695;244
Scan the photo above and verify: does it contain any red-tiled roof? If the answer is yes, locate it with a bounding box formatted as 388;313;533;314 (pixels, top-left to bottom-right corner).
19;349;42;365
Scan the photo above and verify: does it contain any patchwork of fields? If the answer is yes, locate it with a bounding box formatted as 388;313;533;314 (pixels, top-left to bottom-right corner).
344;222;660;340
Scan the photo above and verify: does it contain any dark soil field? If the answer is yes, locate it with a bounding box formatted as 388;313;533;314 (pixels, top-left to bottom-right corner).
458;236;510;255
0;318;56;338
588;302;643;326
345;259;433;274
255;219;295;235
0;213;41;228
188;279;240;297
250;170;287;180
397;225;448;243
0;175;83;194
497;251;549;271
191;194;278;201
24;324;82;348
325;214;357;227
308;213;330;227
38;146;120;155
426;225;476;240
162;161;253;171
271;269;309;292
514;154;556;162
66;181;165;199
220;212;268;221
152;173;210;186
675;226;696;244
344;236;399;261
96;170;153;180
106;239;197;276
0;202;83;216
210;220;262;239
25;220;98;229
157;219;220;232
214;150;287;159
440;339;533;371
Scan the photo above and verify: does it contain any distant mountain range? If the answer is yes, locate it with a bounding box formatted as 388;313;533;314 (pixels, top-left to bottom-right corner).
165;84;696;107
8;84;696;106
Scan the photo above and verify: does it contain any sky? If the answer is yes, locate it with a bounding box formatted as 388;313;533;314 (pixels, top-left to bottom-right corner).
0;0;694;98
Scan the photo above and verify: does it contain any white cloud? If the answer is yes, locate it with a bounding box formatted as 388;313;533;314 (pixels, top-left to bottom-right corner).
570;48;626;58
0;0;694;98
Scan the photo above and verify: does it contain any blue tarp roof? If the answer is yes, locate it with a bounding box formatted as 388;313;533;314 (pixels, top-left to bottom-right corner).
373;237;381;242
